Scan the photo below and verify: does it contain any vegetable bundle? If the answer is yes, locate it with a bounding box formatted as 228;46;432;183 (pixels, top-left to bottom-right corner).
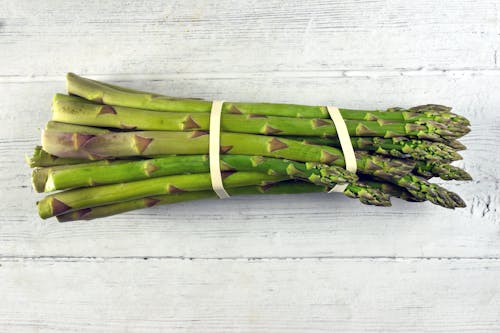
27;73;472;222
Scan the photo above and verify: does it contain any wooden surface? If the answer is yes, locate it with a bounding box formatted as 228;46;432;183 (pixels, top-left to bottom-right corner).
0;0;499;331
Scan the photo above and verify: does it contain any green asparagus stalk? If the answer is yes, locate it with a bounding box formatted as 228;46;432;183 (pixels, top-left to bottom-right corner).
343;182;391;207
57;190;219;222
52;94;470;141
42;128;466;208
389;174;465;208
288;136;470;180
414;161;472;181
289;136;462;162
358;179;424;202
33;155;358;192
37;171;288;219
31;146;392;209
443;139;467;151
27;146;87;168
31;159;127;192
350;152;465;208
37;169;395;219
34;142;435;190
387;105;470;126
41;129;417;180
28;144;149;168
30;135;466;183
45;121;110;134
389;105;450;113
66;73;470;126
56;180;391;222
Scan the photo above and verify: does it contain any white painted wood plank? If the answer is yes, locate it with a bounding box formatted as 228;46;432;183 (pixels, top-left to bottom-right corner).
0;74;498;258
1;0;499;77
0;259;498;332
1;1;498;331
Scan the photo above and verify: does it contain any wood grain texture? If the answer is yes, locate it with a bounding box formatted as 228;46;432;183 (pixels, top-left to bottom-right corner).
0;1;499;331
0;259;499;332
1;0;499;78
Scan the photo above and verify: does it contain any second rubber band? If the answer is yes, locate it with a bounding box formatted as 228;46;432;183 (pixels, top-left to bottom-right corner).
326;106;357;193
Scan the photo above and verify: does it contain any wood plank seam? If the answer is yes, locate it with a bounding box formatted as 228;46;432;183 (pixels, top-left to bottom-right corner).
1;69;500;83
1;256;499;262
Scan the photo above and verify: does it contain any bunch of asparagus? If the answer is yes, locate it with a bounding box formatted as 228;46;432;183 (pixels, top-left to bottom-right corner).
27;73;472;222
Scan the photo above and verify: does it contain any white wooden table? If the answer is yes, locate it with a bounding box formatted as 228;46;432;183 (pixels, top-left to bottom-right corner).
1;1;499;331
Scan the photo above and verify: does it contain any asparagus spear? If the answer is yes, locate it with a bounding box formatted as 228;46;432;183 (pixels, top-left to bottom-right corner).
45;121;110;134
414;161;472;181
56;180;390;222
31;145;400;210
37;171;288;219
351;152;465;208
289;136;462;162
52;94;470;141
30;147;393;210
29;136;466;183
42;128;466;208
41;129;417;179
33;155;358;192
443;139;467;151
27;146;86;168
31;159;126;192
387;105;470;126
27;125;112;168
66;73;470;126
288;136;470;180
37;169;394;219
31;145;421;206
343;182;391;207
390;174;465;208
57;190;219;222
358;179;424;202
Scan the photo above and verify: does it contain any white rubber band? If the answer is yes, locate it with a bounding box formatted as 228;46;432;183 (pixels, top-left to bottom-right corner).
209;100;230;199
326;106;357;193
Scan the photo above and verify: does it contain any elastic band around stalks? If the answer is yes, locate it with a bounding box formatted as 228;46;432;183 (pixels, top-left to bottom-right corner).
326;106;357;193
209;100;230;199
